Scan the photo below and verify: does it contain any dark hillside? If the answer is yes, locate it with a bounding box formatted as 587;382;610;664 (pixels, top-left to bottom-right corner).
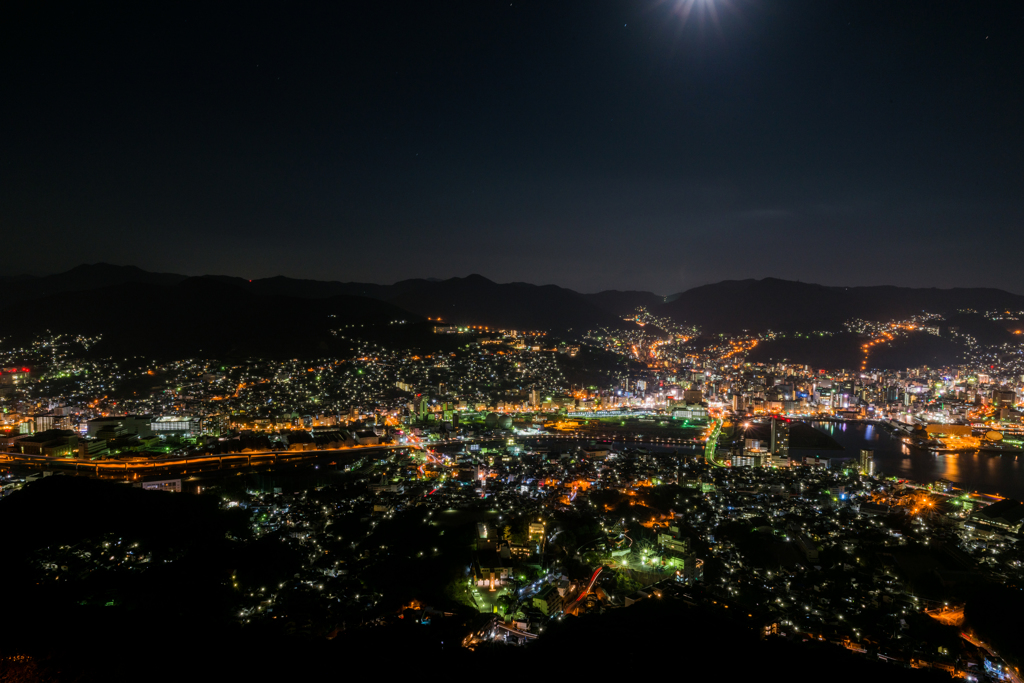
2;278;420;359
660;278;1024;333
384;274;630;333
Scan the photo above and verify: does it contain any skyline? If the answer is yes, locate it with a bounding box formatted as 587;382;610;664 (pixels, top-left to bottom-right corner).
2;1;1022;293
7;2;1024;677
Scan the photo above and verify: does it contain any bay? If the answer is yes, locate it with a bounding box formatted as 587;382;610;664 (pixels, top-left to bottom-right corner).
803;420;1024;499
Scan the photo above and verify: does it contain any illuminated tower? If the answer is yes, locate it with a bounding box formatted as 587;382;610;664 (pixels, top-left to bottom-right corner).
769;416;789;462
859;449;875;476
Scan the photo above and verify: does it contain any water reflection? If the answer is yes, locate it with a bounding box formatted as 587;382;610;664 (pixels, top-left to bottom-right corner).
802;421;1024;498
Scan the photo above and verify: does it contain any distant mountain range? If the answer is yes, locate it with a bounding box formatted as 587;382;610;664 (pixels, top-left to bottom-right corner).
0;265;648;335
659;278;1024;334
3;265;1023;363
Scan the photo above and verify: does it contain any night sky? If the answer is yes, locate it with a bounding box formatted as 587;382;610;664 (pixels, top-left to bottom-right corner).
3;1;1022;294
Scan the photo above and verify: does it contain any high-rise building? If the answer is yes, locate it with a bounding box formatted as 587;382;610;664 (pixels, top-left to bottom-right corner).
733;453;766;467
202;413;231;437
769;416;789;462
0;367;31;389
151;416;201;436
87;414;154;438
858;449;875;476
34;414;70;432
992;389;1016;407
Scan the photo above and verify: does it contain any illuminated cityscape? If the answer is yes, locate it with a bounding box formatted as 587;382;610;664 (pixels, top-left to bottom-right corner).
4;269;1024;680
3;1;1024;681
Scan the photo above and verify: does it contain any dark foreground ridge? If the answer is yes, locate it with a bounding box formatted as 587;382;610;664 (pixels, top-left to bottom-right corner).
0;477;973;683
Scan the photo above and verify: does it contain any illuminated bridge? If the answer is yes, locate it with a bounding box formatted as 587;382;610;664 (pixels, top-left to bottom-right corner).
704;417;728;467
0;443;418;480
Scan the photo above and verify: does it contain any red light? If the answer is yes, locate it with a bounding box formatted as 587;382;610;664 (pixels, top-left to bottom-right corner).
21;367;28;372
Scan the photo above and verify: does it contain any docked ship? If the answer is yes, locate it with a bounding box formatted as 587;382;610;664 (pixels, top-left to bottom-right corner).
978;442;1024;454
977;430;1024;454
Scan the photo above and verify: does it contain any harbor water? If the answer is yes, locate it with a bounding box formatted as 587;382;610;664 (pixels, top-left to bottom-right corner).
806;420;1024;499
